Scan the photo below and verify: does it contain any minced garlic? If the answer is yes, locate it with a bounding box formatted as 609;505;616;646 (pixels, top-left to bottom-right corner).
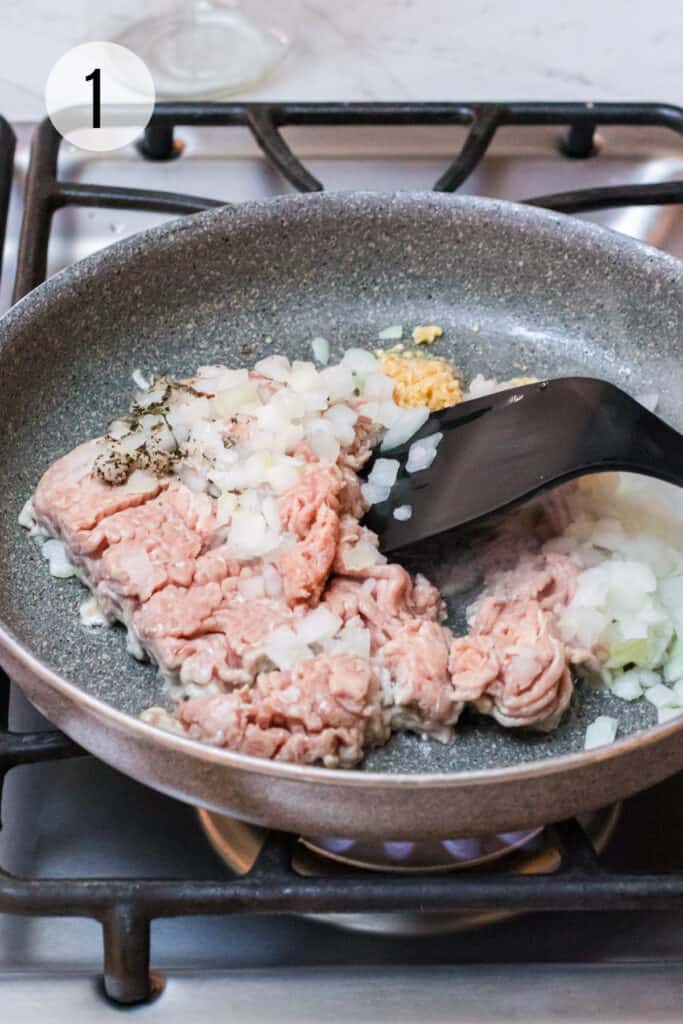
379;353;464;411
412;324;444;345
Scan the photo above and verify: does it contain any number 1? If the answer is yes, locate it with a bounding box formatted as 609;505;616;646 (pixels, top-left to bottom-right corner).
85;67;101;129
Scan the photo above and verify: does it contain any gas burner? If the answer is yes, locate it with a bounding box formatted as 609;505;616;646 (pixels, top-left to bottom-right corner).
197;804;621;935
300;830;543;873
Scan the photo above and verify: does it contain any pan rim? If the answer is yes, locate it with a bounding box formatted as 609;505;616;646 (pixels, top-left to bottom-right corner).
3;188;683;789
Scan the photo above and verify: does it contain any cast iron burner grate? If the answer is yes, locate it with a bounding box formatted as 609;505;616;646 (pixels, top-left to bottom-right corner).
4;101;683;1006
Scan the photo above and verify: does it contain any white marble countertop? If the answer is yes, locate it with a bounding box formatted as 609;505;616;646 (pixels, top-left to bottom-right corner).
2;0;683;121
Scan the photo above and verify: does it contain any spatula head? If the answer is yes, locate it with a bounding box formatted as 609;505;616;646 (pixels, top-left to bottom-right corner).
364;377;679;555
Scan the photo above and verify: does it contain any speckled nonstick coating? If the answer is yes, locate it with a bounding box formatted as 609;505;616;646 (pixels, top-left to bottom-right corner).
2;191;683;839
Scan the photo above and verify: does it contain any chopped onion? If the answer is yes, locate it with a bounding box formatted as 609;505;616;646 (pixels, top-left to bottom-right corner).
262;563;284;597
297;607;342;644
323;403;358;443
362;372;395;401
639;669;662;688
378;324;403;341
610;670;643;701
18;498;35;530
239;576;266;599
254;355;291;381
266;626;312;670
584;715;618;750
368;458;400;489
216;492;238;526
132;368;151;390
307;422;340;465
319;365;355;402
289;362;320;394
227;509;281;558
213;381;260;418
406;432;443;473
658;704;683;723
393;504;413;521
343;539;384;570
380;406;429;452
361;482;391;506
121;469;158;494
79;594;108;627
311;337;330;365
637;391;659;413
644;683;679;708
261;494;281;533
339;624;371;659
341;348;378;377
41;539;76;579
267;457;303;494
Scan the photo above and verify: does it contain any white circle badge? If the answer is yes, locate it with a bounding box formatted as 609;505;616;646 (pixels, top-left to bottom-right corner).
45;42;155;152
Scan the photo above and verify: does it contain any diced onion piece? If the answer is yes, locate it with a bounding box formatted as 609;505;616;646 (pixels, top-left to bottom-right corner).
319;365;355;402
18;498;35;530
393;504;413;521
323;403;358;444
643;683;679;708
239;576;266;600
267;457;303;494
658;704;683;723
311;337;330;365
377;400;401;428
132;368;151;390
380;406;430;452
343;539;384;571
41;539;76;579
610;670;643;701
178;465;208;494
637;391;659;413
584;715;618;750
118;430;148;454
213;380;260;418
266;626;313;670
254;355;291;381
79;594;109;627
406;432;443;474
339;624;371;659
342;348;378;377
107;418;133;440
362;372;395;401
368;458;400;489
378;324;403;341
289;362;320;394
228;509;281;558
307;422;340;465
121;469;158;494
297;607;342;644
262;563;284;597
361;482;391;506
638;669;662;688
261;494;281;533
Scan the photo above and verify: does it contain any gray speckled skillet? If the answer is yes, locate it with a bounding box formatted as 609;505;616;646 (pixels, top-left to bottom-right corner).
2;191;683;840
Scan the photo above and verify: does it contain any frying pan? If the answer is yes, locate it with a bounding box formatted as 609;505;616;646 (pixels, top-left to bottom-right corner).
2;191;683;840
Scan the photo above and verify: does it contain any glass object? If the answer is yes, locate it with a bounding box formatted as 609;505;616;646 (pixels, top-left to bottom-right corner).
91;1;299;99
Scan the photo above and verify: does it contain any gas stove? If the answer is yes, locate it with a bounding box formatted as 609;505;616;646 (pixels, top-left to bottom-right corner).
3;103;683;1021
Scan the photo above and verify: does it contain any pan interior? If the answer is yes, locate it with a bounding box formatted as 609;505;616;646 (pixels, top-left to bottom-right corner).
0;192;679;774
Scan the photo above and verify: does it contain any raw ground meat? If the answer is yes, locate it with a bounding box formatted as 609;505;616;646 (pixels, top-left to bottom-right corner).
28;362;585;767
172;654;389;768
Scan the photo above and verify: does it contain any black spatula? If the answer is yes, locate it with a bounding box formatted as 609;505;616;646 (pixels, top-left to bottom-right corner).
364;377;683;555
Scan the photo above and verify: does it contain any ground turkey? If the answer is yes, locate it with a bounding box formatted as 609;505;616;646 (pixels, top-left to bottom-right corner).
173;654;390;768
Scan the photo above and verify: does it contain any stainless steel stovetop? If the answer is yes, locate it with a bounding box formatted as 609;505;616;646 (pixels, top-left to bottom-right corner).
3;120;683;1022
